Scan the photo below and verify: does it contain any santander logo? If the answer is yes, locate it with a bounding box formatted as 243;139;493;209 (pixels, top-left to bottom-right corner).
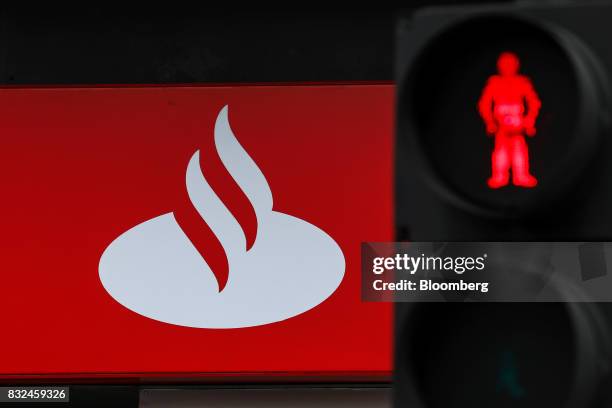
98;106;345;329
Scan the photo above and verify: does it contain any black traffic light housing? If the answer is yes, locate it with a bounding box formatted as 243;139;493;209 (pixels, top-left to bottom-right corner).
395;2;612;407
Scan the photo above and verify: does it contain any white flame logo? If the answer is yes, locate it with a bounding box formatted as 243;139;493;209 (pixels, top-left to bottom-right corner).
98;106;345;328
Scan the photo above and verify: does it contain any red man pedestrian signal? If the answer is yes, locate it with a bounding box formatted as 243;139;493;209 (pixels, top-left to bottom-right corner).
478;52;542;189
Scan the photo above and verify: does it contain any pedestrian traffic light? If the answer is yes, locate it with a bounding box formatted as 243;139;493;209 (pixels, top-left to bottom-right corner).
394;2;612;407
396;2;611;236
479;51;541;189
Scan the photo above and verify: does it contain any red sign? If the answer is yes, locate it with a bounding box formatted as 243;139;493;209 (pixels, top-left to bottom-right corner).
0;84;394;380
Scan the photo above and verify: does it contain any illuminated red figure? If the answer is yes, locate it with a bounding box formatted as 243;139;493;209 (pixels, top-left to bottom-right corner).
478;52;541;188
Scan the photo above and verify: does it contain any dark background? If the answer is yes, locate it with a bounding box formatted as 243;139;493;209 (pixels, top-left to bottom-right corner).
0;3;509;85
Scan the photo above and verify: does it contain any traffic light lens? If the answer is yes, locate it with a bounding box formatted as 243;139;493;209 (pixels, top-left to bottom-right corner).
405;303;576;407
403;17;584;213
